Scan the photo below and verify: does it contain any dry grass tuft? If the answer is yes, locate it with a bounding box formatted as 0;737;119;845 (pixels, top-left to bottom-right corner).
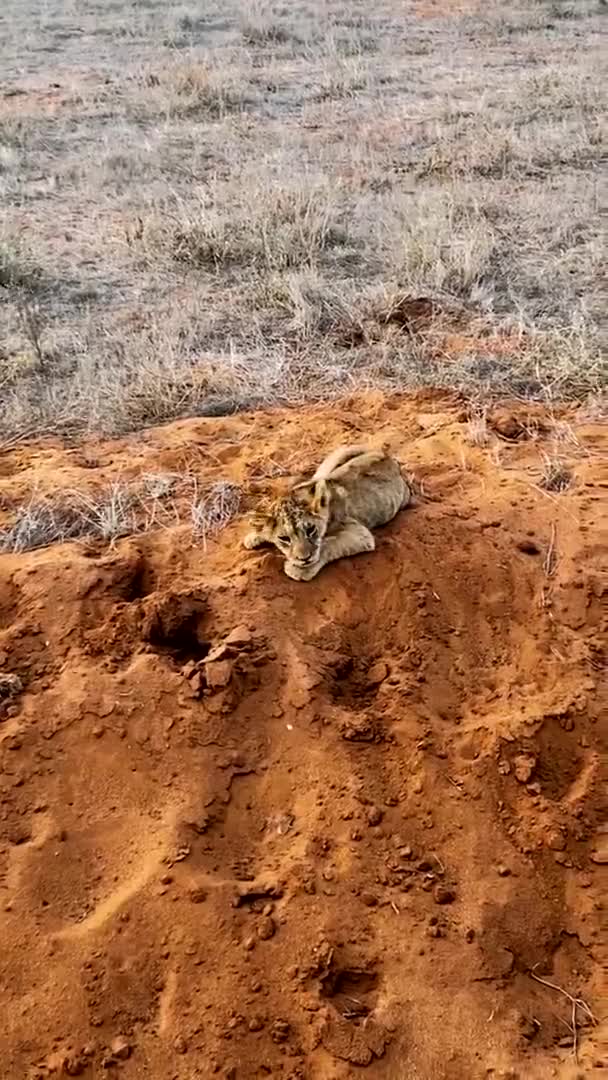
191;482;242;544
0;493;90;553
142;177;351;274
539;452;573;493
133;56;248;119
0;485;137;552
0;0;604;444
0;473;243;554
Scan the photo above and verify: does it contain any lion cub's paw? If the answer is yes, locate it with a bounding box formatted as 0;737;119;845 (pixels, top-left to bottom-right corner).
284;559;321;581
243;531;266;550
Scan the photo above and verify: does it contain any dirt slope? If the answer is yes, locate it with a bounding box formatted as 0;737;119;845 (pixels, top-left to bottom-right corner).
0;393;605;1079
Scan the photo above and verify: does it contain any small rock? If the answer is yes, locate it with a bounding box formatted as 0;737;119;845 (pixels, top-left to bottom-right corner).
367;806;383;826
224;626;252;647
256;916;275;940
205;659;233;689
590;840;608;865
248;1016;264;1032
0;673;23;700
188;886;207;903
367;661;388;686
545;829;567;852
465;928;475;943
360;891;378;907
110;1036;132;1061
173;1036;188;1054
497;865;511;877
433;884;456;905
513;754;536;783
270;1019;290;1043
189;671;204;696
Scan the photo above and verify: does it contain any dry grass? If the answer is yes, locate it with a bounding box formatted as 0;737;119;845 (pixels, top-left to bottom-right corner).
0;474;242;552
0;0;605;443
191;481;242;545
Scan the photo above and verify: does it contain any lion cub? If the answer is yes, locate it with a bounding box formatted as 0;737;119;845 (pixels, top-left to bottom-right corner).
243;445;411;580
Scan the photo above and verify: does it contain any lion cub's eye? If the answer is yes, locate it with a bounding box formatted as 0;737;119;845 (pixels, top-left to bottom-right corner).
305;525;317;539
278;535;291;544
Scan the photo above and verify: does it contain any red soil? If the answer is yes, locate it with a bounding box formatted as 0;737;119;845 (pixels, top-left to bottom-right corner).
0;392;605;1079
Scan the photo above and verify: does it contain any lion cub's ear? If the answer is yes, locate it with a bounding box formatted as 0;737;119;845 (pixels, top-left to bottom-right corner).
293;478;330;513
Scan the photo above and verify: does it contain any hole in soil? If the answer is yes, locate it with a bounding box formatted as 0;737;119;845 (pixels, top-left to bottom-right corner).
121;558;155;602
328;653;377;708
320;967;379;1019
142;593;210;664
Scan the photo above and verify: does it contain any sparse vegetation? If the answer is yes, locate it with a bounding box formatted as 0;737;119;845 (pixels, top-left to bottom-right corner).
191;481;242;544
0;474;242;553
0;0;605;445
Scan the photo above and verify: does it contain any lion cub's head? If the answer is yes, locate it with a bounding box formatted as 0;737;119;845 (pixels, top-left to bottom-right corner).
253;478;332;567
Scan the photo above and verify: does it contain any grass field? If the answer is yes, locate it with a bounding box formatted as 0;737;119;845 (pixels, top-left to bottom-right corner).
1;0;606;441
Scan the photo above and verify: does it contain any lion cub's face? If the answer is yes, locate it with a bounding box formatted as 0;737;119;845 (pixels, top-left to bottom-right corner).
267;480;330;567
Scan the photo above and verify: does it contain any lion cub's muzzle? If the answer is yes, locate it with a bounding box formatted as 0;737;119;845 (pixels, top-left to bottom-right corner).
290;538;321;567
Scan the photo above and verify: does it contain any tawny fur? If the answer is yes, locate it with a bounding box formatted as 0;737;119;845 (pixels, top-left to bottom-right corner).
243;445;411;580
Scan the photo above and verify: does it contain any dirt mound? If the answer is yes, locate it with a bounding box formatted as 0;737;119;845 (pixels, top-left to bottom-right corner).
0;393;605;1079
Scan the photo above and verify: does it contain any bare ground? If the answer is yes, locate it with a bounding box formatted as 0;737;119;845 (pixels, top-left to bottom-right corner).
0;393;607;1078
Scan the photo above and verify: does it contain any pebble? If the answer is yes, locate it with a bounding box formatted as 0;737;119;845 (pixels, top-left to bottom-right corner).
513;754;536;783
256;916;275;940
110;1035;132;1061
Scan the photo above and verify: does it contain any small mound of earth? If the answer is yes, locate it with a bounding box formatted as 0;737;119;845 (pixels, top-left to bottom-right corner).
0;391;605;1079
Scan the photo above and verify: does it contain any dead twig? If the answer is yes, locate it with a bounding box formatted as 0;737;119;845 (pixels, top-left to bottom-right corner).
432;852;446;874
544;522;557;577
529;969;597;1062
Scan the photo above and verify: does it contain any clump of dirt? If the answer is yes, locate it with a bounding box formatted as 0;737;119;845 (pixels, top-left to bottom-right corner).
0;391;604;1079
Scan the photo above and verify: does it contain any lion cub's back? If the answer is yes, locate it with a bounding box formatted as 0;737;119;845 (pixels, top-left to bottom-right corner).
336;454;409;529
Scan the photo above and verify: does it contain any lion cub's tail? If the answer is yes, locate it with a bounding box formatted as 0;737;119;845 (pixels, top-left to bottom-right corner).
313;444;385;481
